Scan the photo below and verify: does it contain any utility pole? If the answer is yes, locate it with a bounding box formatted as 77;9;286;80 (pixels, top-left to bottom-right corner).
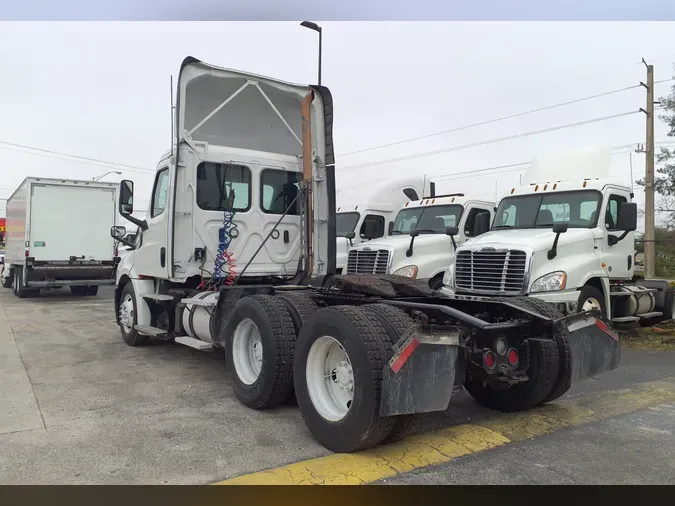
640;59;656;278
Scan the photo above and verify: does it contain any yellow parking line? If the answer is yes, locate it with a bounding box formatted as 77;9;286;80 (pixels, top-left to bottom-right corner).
215;377;675;485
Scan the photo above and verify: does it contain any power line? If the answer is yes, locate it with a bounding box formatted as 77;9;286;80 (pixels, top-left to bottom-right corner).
338;110;644;172
0;140;155;175
340;84;644;157
340;78;675;158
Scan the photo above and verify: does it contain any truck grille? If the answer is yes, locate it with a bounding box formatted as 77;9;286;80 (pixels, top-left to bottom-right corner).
455;249;527;294
346;249;390;274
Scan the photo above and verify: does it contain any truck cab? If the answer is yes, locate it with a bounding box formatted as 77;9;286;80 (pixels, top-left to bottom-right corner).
446;147;675;326
346;194;494;289
335;177;431;272
112;57;333;336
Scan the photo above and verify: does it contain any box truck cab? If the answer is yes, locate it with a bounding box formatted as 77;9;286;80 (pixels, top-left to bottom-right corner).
446;147;675;326
346;194;494;289
335;177;431;272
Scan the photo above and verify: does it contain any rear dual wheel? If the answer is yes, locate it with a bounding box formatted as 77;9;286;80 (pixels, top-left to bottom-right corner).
293;305;397;453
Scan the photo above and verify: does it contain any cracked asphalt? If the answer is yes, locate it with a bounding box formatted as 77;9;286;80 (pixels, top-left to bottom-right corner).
1;286;675;484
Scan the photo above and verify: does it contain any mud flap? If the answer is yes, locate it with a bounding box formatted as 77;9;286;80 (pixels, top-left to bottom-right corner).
380;329;459;417
559;310;621;382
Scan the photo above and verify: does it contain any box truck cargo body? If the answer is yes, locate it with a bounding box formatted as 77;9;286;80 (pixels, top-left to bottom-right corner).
1;177;119;297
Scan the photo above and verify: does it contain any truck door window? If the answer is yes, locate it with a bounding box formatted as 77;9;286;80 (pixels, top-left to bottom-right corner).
261;169;302;215
196;162;251;212
360;214;385;239
465;208;490;237
150;168;170;218
605;194;627;231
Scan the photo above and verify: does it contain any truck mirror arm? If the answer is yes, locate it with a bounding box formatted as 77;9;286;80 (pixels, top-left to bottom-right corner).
122;213;148;231
406;229;420;257
547;223;568;260
116;237;137;250
608;231;630;246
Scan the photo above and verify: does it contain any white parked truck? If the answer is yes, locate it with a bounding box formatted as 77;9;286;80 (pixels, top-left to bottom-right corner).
336;176;432;273
2;177;119;297
346;194;494;289
111;57;622;454
446;147;675;327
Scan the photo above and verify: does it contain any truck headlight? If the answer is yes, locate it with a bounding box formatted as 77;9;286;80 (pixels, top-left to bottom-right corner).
393;265;418;278
530;271;567;292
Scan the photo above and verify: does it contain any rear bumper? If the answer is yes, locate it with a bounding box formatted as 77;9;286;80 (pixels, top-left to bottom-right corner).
25;260;117;287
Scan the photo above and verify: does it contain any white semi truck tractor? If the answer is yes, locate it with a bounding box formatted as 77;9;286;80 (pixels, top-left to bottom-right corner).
111;57;623;453
335;176;432;273
446;147;675;327
346;193;494;289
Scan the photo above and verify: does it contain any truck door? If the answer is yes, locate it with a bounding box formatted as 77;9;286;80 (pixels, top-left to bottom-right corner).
134;166;172;279
602;190;633;279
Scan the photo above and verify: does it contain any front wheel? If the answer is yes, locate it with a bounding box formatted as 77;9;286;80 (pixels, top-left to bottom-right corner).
118;282;148;346
577;284;607;317
294;306;396;453
1;267;12;288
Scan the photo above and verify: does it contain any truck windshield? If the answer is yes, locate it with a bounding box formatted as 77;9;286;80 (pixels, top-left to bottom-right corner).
494;190;602;229
391;204;463;235
336;212;360;237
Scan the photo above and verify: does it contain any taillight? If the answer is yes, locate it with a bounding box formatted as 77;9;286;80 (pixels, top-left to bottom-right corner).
25;250;29;257
483;350;497;370
507;348;519;367
114;248;119;257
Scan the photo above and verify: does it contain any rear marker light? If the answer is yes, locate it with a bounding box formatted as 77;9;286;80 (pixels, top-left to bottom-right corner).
484;351;496;370
507;348;519;366
25;250;29;257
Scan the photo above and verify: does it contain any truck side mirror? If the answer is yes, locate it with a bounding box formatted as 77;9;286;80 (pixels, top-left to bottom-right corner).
119;180;134;215
445;226;459;251
472;212;490;236
406;229;420;257
618;202;638;232
388;221;394;236
110;226;127;240
552;222;569;234
548;222;568;260
345;231;356;247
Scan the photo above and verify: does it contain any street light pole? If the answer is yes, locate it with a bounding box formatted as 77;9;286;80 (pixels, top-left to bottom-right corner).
300;21;322;85
92;170;122;181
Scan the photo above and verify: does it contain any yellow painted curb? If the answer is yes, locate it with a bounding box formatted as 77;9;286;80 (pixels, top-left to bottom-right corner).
215;377;675;485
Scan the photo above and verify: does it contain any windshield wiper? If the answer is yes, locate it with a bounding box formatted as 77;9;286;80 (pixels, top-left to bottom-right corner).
493;225;515;229
415;229;438;234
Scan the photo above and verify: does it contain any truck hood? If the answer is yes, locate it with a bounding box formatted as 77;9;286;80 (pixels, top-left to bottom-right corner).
463;228;594;251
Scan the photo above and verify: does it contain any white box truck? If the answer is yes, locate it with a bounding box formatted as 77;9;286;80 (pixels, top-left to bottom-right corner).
1;177;119;298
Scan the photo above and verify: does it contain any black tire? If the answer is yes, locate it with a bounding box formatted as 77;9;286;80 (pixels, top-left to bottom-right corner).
361;303;432;443
507;297;572;403
1;268;12;288
277;291;319;333
14;269;38;298
465;338;559;412
429;274;444;291
70;286;88;296
224;295;297;410
577;284;607;317
294;305;397;453
119;282;149;346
